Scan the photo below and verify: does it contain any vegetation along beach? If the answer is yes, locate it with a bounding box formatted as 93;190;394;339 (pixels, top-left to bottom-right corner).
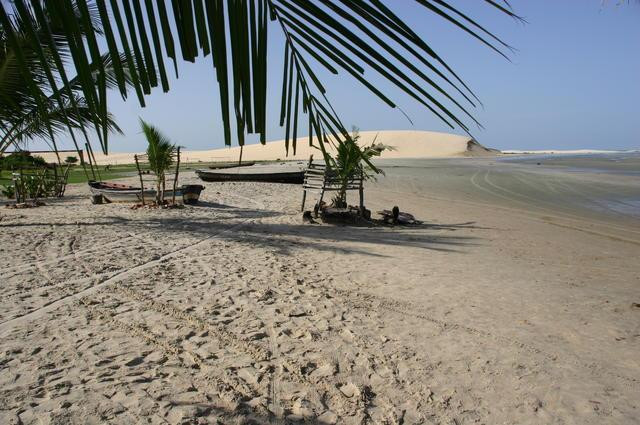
1;1;638;424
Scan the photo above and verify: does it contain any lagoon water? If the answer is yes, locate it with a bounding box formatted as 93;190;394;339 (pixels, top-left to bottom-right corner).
500;151;640;177
373;153;640;229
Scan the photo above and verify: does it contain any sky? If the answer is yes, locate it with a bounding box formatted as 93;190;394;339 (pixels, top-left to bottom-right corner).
36;1;640;153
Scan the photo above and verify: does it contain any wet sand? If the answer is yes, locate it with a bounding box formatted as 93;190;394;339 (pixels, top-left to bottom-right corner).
0;157;638;424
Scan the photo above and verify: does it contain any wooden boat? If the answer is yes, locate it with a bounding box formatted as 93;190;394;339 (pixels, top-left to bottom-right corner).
88;181;149;202
88;181;182;203
196;164;305;184
208;161;256;169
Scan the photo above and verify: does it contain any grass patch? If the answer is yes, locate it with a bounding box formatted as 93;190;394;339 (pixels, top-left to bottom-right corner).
1;159;288;186
66;164;138;184
0;165;137;185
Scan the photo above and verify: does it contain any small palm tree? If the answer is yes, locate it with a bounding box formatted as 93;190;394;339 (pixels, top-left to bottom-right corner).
329;129;392;208
139;118;177;204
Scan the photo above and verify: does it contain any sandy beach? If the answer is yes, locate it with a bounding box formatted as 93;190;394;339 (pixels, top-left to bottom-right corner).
1;154;638;424
2;0;639;422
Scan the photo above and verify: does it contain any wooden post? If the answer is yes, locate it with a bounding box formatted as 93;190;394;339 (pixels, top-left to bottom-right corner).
172;147;180;205
134;154;145;205
358;169;364;215
52;165;58;196
161;175;165;205
317;189;325;218
34;168;45;203
60;165;70;197
301;155;314;212
17;169;24;203
238;145;243;166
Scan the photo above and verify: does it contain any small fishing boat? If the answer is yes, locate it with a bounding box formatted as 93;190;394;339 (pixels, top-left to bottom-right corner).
88;181;150;203
208;161;256;169
196;163;305;184
88;181;183;203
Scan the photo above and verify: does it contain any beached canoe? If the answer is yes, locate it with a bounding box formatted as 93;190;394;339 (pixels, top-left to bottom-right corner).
208;161;256;169
88;181;182;203
196;163;305;184
88;181;149;202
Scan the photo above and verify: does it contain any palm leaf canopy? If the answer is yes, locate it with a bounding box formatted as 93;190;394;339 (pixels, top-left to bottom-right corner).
0;1;133;157
0;1;521;156
140;117;176;176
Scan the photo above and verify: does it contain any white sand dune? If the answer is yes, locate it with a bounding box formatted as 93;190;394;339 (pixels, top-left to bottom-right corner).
172;130;497;163
48;130;498;165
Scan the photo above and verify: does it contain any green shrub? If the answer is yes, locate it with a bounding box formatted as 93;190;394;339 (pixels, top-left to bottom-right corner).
1;184;15;199
0;152;47;169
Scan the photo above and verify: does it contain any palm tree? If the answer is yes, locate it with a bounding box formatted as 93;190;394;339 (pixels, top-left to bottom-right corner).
329;129;391;208
0;1;521;159
139;118;177;204
0;1;132;175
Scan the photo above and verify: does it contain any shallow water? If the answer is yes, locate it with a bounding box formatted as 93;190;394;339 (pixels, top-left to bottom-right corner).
498;152;640;176
373;155;640;225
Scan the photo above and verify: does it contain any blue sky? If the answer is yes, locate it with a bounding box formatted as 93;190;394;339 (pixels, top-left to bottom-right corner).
43;1;640;153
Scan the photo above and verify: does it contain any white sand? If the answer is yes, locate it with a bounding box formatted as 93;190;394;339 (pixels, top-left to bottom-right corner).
1;160;638;424
36;130;497;165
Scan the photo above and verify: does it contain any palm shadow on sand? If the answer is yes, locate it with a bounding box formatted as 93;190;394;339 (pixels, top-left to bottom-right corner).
0;202;481;256
164;401;384;424
126;209;480;257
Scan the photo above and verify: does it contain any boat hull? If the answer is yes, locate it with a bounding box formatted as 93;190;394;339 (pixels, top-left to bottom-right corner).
88;181;182;203
208;161;256;169
88;181;146;202
196;169;304;184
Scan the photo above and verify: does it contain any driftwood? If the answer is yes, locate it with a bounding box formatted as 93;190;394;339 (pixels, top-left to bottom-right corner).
377;207;419;225
317;205;372;225
130;202;184;210
303;201;420;227
302;211;317;224
5;200;46;209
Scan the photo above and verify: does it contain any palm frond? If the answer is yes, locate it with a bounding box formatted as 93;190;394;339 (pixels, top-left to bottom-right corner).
0;0;520;158
7;95;122;149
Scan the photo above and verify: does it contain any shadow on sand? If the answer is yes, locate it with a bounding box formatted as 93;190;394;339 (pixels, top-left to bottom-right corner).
128;210;479;256
164;401;374;424
1;202;481;257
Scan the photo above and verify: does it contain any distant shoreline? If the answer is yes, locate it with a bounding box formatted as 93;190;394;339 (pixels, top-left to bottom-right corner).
501;149;639;155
